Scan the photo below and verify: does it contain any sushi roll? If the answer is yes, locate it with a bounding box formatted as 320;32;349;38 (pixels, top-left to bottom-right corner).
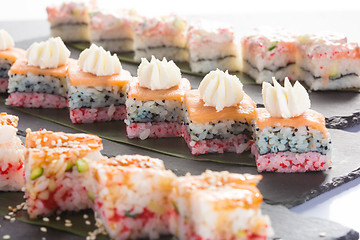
24;129;103;218
251;77;332;173
125;56;191;139
297;33;360;90
46;2;92;42
6;37;71;108
90;154;176;240
0;30;25;93
182;69;255;155
168;170;273;240
187;21;241;73
67;44;132;123
241;29;299;84
133;14;189;62
0;113;25;191
89;9;141;53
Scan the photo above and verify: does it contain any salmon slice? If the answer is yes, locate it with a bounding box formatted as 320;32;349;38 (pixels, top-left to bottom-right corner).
0;48;25;63
255;108;328;136
26;129;102;150
128;77;191;102
184;89;256;124
10;58;69;78
0;112;19;127
68;60;131;87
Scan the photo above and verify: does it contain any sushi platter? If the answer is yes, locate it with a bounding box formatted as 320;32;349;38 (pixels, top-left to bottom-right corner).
0;1;359;240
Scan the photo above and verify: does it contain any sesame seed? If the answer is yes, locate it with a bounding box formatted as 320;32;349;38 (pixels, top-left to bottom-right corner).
10;218;15;223
42;238;46;240
83;214;89;219
318;232;326;237
40;227;47;232
4;216;10;220
85;220;91;225
55;216;61;221
65;219;71;223
2;235;10;239
42;217;50;222
65;223;72;227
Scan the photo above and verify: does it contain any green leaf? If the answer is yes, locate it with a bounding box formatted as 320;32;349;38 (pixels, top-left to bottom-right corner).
268;41;278;51
124;210;138;219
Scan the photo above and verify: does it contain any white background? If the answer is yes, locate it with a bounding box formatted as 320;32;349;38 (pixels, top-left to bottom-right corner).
1;0;360;234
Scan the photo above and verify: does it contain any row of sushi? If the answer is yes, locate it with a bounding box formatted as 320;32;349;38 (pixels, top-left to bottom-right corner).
0;115;273;239
46;2;360;90
0;34;332;173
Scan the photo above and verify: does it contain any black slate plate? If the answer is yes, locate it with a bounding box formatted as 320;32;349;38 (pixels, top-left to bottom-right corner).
0;192;357;240
2;102;360;208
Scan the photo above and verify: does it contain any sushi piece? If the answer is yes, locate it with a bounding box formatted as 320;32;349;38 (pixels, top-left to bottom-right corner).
182;69;255;155
187;21;241;73
89;9;141;53
133;14;189;62
252;77;332;173
241;29;299;84
68;44;131;123
6;37;71;108
168;170;273;240
0;29;25;93
0;113;25;191
46;2;91;42
24;129;103;218
297;33;360;90
125;56;191;139
90;154;176;240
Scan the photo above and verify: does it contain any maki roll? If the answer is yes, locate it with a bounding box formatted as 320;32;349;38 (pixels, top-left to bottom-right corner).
90;154;176;240
0;29;25;92
182;69;255;155
24;129;103;218
89;9;141;53
187;21;241;73
133;14;189;62
241;29;299;84
0;113;25;191
252;77;332;172
125;56;191;139
6;37;70;108
298;33;360;90
67;44;132;123
46;2;92;42
168;170;273;240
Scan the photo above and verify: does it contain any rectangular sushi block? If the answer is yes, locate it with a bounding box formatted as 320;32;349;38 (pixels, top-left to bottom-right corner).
6;59;68;108
251;108;332;173
90;154;176;240
133;14;189;62
24;129;103;218
0;113;25;191
46;2;91;42
0;48;25;92
125;78;191;139
89;9;141;53
67;60;132;123
182;90;255;155
187;22;241;73
241;29;299;84
167;170;272;240
297;34;360;90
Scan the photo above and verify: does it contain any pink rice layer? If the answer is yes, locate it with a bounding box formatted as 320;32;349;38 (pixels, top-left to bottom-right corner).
126;122;182;139
182;125;251;155
0;78;8;93
251;144;331;173
95;202;169;239
6;92;67;108
0;162;24;191
70;105;126;123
